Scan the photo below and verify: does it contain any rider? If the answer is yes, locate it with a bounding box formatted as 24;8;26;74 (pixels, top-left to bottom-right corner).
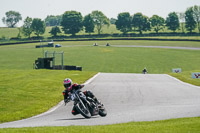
63;78;101;115
142;67;148;74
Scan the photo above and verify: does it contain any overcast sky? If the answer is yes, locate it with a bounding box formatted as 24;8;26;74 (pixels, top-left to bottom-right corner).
1;0;200;27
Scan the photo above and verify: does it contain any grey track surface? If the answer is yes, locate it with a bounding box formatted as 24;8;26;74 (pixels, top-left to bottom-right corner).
63;45;200;50
112;45;200;50
1;73;200;128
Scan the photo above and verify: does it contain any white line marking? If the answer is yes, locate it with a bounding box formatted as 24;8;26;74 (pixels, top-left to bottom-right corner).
165;74;200;89
84;72;100;85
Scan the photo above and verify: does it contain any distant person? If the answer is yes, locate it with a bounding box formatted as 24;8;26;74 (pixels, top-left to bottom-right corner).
142;67;148;74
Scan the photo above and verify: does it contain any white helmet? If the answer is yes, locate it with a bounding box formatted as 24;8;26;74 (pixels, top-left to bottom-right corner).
63;78;73;89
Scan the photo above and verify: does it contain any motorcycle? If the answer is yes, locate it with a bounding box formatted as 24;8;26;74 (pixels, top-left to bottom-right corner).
142;67;147;74
142;69;148;74
63;89;107;119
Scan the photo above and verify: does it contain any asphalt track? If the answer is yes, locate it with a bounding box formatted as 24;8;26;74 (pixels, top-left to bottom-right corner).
112;45;200;50
63;44;200;50
1;73;200;128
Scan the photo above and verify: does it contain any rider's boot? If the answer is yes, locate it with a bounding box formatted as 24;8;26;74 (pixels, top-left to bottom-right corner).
71;106;79;115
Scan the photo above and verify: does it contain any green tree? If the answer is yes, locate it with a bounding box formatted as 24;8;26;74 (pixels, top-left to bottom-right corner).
83;14;95;34
22;17;33;38
110;18;117;24
49;26;61;37
45;15;61;26
185;7;196;33
193;5;200;33
150;15;165;33
31;18;46;37
91;10;110;35
2;11;22;28
166;12;180;32
115;12;132;34
132;13;151;34
61;11;83;36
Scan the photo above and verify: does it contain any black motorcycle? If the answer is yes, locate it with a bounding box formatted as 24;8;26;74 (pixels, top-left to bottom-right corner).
64;89;107;119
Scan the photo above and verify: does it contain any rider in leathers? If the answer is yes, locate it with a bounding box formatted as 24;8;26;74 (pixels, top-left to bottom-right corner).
63;78;101;115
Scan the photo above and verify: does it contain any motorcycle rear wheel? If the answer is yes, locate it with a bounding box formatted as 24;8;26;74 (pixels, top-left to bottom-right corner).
99;107;107;117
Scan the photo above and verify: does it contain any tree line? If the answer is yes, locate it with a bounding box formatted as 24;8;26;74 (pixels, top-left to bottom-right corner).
1;5;200;38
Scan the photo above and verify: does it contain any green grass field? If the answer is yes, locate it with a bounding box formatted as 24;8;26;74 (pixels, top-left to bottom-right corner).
0;40;200;132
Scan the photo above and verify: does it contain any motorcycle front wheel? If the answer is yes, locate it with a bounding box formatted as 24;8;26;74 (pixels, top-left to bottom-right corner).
75;102;91;119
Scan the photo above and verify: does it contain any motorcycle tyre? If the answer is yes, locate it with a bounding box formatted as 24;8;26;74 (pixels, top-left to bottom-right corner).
99;108;107;117
75;102;91;119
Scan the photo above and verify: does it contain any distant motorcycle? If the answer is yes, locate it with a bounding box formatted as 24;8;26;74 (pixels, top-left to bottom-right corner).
64;88;107;119
142;68;148;74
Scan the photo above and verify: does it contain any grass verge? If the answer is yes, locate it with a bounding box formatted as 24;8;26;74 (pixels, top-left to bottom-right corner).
170;70;200;86
0;117;200;133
